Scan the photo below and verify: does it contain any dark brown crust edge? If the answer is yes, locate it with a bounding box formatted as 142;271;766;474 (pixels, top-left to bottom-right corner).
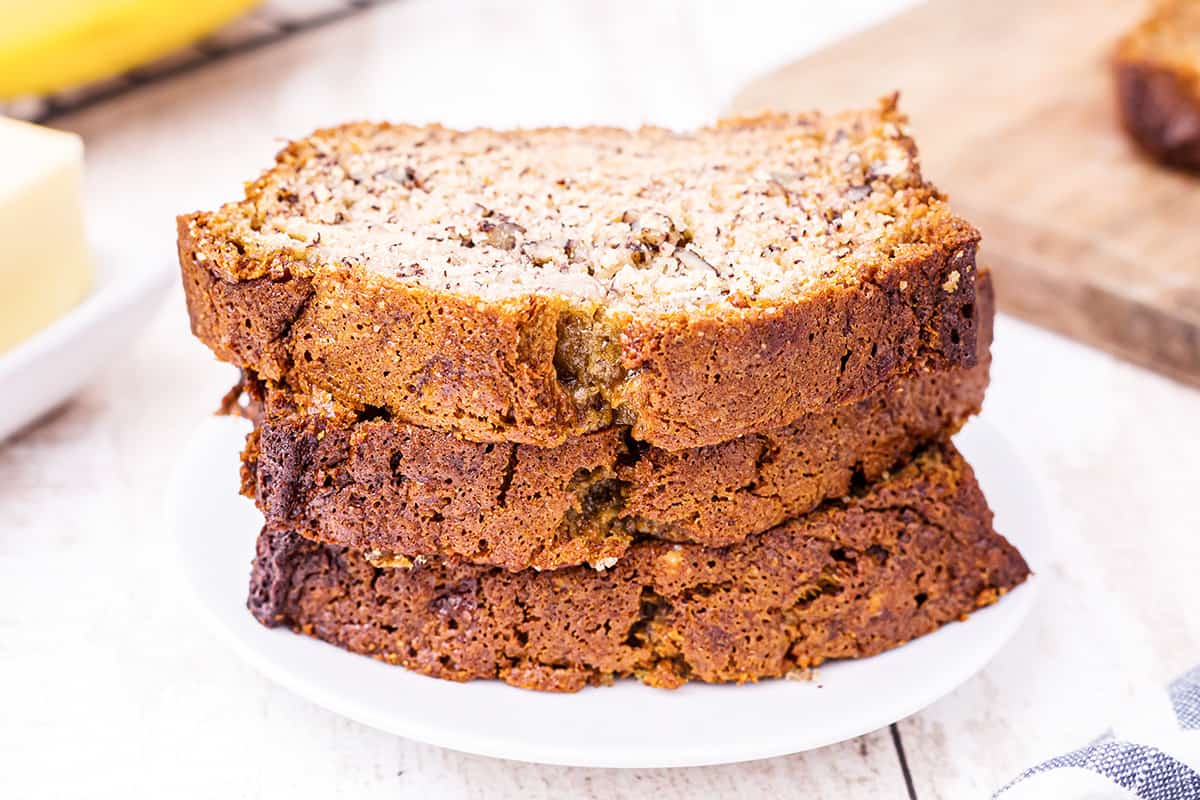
248;441;1029;692
1114;56;1200;172
179;210;980;451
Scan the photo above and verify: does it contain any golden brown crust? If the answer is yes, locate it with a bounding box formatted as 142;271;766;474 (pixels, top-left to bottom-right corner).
1113;1;1200;171
179;210;980;449
248;442;1030;691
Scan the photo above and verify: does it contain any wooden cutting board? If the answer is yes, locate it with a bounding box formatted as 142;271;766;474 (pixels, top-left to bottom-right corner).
731;0;1200;387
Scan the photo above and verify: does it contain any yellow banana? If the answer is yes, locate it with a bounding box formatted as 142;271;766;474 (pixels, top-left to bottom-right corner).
0;0;260;99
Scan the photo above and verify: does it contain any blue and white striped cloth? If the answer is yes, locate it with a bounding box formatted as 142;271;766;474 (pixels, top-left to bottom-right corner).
996;665;1200;799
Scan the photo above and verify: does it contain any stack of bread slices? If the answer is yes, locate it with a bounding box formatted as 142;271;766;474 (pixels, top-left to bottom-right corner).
178;96;1029;692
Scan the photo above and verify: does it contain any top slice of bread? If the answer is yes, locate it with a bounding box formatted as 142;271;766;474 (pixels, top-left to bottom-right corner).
179;96;982;450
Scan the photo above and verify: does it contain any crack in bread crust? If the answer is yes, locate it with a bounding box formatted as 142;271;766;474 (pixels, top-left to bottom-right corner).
247;441;1030;691
178;102;982;450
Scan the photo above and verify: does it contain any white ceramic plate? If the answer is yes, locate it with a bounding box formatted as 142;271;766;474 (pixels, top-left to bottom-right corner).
169;416;1044;768
0;249;173;441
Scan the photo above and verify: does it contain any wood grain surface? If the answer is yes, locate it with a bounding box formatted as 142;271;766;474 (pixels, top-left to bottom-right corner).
731;0;1200;388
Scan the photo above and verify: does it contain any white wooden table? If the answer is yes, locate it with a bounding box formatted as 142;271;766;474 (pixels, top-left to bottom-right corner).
3;1;1198;797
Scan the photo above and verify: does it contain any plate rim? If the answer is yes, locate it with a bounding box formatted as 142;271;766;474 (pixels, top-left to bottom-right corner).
0;246;174;441
0;245;174;375
169;415;1044;768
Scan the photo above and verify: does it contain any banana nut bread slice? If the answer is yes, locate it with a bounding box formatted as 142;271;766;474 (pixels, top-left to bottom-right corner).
236;271;994;572
249;441;1029;692
1114;0;1200;171
180;95;982;450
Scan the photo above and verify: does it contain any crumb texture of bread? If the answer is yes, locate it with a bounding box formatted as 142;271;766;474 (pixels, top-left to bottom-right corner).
1114;0;1200;171
180;97;982;449
201;101;952;312
238;274;993;571
248;442;1030;692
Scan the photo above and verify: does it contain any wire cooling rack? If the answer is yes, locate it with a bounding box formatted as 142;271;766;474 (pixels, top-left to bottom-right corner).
2;0;396;124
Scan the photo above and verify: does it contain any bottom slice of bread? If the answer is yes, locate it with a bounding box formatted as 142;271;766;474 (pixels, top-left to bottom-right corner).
249;441;1029;692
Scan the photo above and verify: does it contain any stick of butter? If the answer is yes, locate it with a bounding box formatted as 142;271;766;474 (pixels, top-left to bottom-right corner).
1;118;92;353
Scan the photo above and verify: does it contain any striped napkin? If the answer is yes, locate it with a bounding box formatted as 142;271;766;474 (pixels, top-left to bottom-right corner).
996;665;1200;798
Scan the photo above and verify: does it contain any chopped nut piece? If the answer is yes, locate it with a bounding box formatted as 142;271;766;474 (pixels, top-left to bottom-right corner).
479;218;524;250
365;550;414;569
624;210;675;246
676;247;718;275
524;239;560;265
942;269;961;293
658;547;684;570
